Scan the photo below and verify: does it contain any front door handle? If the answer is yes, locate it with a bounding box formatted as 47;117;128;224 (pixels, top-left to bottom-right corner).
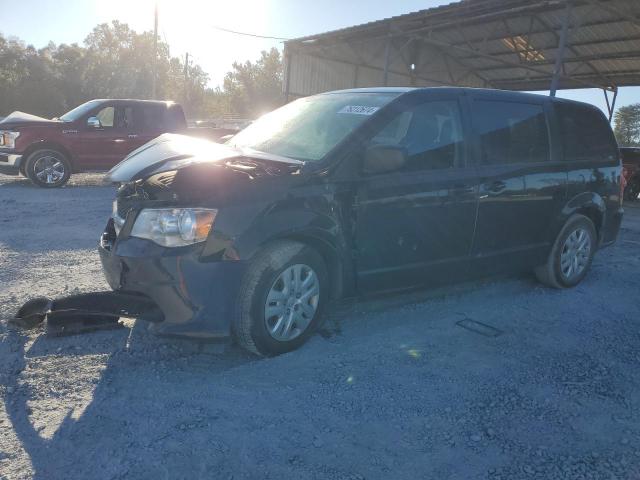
485;180;507;195
128;134;138;139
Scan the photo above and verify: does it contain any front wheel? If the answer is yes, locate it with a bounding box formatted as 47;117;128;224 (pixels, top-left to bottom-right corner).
534;214;597;289
25;149;71;188
233;241;328;356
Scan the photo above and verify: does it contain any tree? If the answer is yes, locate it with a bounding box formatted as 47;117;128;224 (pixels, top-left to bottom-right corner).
0;25;284;120
222;48;284;118
614;104;640;146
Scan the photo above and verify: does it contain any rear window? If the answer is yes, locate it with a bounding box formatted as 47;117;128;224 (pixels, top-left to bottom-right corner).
472;100;550;165
556;103;618;162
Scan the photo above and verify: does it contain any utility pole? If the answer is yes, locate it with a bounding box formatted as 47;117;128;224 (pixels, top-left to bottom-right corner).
152;3;158;99
184;52;189;105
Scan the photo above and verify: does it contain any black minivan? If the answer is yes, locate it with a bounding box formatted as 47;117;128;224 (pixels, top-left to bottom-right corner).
97;87;623;356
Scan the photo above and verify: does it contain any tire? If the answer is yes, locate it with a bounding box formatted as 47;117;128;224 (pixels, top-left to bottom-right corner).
534;214;597;289
25;149;71;188
624;178;640;202
233;240;328;356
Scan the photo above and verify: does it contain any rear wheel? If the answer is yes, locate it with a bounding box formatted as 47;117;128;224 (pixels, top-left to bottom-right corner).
25;149;71;188
233;241;328;356
534;214;597;288
624;177;640;201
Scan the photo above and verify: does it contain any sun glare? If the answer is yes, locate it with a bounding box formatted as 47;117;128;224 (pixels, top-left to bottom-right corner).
94;0;276;85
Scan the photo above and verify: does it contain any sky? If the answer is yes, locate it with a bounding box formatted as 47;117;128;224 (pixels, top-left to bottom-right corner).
2;0;638;115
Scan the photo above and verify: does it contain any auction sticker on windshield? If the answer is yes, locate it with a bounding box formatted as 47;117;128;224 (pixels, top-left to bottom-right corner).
338;105;380;115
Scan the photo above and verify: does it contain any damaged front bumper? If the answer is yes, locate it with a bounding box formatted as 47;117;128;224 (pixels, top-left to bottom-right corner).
13;219;246;338
0;152;22;175
98;218;246;338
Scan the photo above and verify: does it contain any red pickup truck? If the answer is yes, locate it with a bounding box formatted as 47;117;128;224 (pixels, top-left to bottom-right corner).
0;99;225;187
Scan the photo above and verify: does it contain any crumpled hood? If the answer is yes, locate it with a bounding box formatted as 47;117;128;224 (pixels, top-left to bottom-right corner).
0;111;59;127
106;133;303;183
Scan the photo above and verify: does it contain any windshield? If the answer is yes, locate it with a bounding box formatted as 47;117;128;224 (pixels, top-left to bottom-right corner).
229;92;401;162
59;100;102;122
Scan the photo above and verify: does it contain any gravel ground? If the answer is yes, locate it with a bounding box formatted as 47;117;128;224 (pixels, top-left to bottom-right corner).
1;173;640;480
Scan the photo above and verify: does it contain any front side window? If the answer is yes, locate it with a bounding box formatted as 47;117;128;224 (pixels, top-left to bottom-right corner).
556;103;617;162
473;100;549;165
370;99;463;171
228;93;401;162
96;106;115;128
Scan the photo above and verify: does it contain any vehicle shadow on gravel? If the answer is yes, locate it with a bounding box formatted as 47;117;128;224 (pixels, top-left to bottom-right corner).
3;320;256;480
0;173;108;188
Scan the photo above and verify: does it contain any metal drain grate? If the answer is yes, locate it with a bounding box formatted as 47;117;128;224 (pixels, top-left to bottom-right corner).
456;318;503;337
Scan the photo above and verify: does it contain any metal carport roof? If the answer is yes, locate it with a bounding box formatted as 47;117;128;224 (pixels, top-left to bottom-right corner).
283;0;640;118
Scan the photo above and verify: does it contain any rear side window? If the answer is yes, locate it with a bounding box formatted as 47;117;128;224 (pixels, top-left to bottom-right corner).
165;106;187;131
370;99;464;171
556;103;617;162
135;105;165;132
472;100;549;165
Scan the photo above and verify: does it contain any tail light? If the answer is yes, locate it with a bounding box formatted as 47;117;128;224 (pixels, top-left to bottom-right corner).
620;168;627;204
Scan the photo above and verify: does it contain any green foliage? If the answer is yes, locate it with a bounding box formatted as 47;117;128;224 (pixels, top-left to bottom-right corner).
223;48;284;118
0;22;283;120
614;104;640;146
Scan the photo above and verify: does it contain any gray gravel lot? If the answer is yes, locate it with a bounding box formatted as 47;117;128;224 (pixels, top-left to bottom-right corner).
1;173;640;480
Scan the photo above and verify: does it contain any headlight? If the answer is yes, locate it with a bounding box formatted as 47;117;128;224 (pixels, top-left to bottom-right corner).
131;208;217;247
0;131;20;149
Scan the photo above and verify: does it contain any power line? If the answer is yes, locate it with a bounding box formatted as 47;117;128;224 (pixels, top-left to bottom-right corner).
210;25;290;41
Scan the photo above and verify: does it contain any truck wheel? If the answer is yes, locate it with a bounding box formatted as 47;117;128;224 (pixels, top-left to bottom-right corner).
234;240;328;356
624;178;640;201
25;149;71;188
534;214;597;289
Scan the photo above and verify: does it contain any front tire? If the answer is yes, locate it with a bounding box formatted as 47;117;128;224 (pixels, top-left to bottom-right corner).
233;241;328;356
534;214;597;289
25;149;71;188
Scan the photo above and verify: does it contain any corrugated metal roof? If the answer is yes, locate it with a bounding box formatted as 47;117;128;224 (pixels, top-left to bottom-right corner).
284;0;640;97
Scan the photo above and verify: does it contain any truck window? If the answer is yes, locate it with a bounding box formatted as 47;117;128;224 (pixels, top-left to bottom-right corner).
135;105;166;132
556;103;618;162
472;100;549;165
370;100;463;171
116;106;135;130
165;105;187;131
96;106;115;128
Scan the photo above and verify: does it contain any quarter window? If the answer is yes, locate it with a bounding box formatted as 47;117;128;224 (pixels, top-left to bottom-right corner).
371;100;464;171
472;100;549;165
556;103;617;162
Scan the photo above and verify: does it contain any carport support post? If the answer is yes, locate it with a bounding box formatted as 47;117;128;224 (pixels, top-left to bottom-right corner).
284;52;292;103
383;35;392;86
550;2;571;97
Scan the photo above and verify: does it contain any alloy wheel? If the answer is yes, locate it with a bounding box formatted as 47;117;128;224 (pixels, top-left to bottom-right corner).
33;155;66;185
560;227;591;281
264;263;320;341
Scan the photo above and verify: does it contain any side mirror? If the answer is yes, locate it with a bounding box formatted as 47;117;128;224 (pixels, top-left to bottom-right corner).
363;145;407;174
87;116;101;129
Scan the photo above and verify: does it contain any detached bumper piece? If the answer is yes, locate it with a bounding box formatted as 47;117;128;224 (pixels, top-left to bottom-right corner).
11;291;163;336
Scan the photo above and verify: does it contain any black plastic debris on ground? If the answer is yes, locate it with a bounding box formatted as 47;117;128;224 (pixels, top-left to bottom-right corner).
456;318;503;337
